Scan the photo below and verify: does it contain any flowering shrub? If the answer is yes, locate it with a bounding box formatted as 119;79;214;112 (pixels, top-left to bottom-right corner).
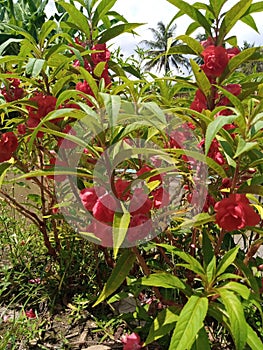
0;0;263;349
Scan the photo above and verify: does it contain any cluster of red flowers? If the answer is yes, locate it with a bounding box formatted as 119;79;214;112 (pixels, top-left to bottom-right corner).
0;131;18;162
74;42;111;105
188;39;261;230
0;77;24;102
80;164;169;246
214;193;260;231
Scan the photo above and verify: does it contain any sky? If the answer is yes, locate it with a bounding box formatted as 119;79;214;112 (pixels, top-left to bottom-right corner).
46;0;263;57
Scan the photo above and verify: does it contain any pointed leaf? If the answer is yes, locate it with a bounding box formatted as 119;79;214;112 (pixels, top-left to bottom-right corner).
39;20;57;47
234;137;258;158
112;211;130;259
210;0;227;17
92;0;118;27
240;14;259;33
25;58;45;77
176;35;203;56
139;273;189;291
169;296;208;350
191;327;210;350
247;323;263;350
166;0;212;35
219;281;250;300
145;307;179;345
216;246;239;278
57;1;90;37
100;93;121;128
218;290;247;350
218;0;252;42
205;115;237;155
93;249;136;307
98;23;143;43
190;59;211;100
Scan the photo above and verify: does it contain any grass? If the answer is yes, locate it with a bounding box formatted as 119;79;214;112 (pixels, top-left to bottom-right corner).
0;200;120;349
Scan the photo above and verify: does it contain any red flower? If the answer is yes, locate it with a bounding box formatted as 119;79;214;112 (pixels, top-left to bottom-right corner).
226;47;240;59
80;186;105;211
1;78;24;102
91;43;111;65
199;139;225;165
17;124;27;135
76;80;95;106
25;309;36;319
201;45;229;77
121;332;142;350
217;84;242;106
100;64;111;87
0;132;18;162
200;36;215;48
73;58;91;71
127;214;153;243
92;193;117;223
115;178;131;200
129;188;153;215
27;93;57;120
214;193;260;231
86;220;113;247
190;89;207;112
152;187;170;209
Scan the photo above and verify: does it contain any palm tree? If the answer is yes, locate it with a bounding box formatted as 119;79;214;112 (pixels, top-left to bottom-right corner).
139;21;190;75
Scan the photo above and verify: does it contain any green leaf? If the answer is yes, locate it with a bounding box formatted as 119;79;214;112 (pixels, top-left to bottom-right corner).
210;0;227;18
246;323;263;350
139;272;189;291
57;1;90;37
166;0;212;35
93;249;136;307
218;0;252;43
98;23;143;43
180;213;215;229
100;93;121;128
220;47;258;82
169;296;208;350
0;38;22;56
240;14;259;33
39;20;57;47
218;281;250;300
167;44;197;55
238;184;263;196
190;59;211;100
206;256;216;284
216;246;239;278
145;307;179;345
93;61;106;77
92;0;118;27
170;148;227;178
205;115;237;155
216;86;245;117
79;67;99;97
176;35;203;56
25;58;45;77
191;327;210;350
173;250;206;278
112;211;130;259
202;230;214;269
234;136;258;158
218;290;247;350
